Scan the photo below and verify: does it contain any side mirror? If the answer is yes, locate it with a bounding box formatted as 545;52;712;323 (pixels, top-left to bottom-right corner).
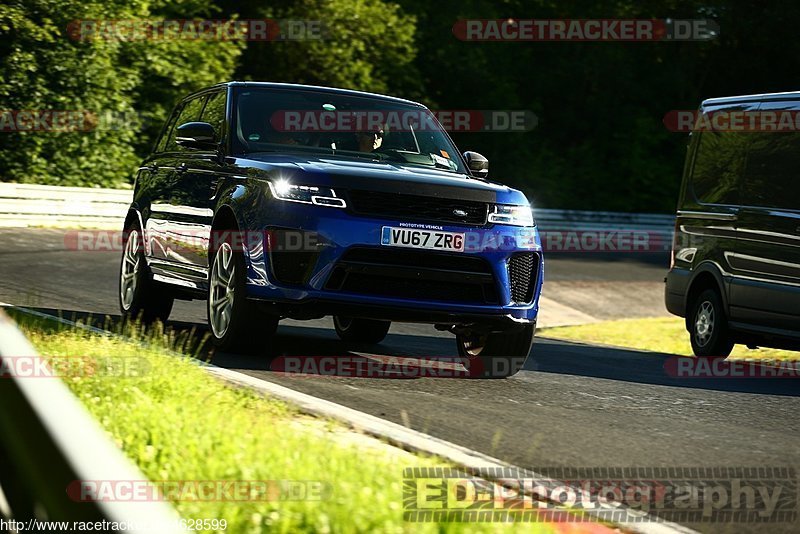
463;151;489;178
175;122;216;150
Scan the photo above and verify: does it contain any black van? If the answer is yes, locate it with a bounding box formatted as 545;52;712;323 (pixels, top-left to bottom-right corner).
665;91;800;356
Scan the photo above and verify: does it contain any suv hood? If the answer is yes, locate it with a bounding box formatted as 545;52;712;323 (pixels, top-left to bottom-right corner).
234;153;526;204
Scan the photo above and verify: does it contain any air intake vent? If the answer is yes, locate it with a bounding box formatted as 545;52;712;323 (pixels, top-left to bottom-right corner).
508;253;538;303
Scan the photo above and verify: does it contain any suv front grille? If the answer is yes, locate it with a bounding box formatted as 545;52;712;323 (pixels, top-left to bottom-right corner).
325;247;498;304
347;190;488;226
508;252;539;303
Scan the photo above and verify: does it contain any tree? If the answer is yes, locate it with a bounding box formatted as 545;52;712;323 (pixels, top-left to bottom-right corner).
0;0;242;187
234;0;421;97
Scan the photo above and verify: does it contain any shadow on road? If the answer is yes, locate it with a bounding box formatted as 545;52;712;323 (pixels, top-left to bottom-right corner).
533;336;800;397
13;306;800;396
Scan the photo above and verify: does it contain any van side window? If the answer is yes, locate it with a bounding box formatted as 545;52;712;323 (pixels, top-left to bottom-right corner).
744;132;800;211
164;95;207;153
690;131;746;205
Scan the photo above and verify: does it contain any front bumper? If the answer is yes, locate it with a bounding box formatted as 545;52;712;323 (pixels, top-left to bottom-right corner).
242;202;543;325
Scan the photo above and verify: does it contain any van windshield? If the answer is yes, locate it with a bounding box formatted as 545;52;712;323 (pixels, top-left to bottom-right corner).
231;87;466;174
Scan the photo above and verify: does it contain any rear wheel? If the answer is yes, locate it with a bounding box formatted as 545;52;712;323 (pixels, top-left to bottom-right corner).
119;225;173;324
456;325;535;378
333;316;391;344
208;236;278;353
689;288;734;357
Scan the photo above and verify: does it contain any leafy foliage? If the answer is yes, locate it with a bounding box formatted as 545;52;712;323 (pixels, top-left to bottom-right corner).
4;0;800;211
0;0;241;187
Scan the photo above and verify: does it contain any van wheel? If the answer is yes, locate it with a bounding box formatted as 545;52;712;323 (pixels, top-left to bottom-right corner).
333;316;391;344
119;225;173;324
456;325;534;379
689;288;734;358
208;236;278;353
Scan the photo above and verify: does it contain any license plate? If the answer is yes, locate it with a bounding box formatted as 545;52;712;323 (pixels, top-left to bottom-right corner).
381;226;465;252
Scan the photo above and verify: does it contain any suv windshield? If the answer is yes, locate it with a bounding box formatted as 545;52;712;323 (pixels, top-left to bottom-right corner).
231;86;467;174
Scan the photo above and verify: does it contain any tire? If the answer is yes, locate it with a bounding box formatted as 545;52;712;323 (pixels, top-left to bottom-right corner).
456;325;535;379
333;316;391;344
119;225;173;324
689;288;734;358
207;234;278;353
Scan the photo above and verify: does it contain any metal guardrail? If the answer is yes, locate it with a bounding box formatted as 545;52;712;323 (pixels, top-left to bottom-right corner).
535;208;675;232
0;182;675;234
0;309;179;532
0;183;130;228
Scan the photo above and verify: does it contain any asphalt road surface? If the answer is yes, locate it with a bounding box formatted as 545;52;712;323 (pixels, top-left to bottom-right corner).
1;228;798;533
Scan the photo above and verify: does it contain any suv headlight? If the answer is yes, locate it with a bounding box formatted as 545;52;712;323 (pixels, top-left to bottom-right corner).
488;204;535;226
268;180;346;208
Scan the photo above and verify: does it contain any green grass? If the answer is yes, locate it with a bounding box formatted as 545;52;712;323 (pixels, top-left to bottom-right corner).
541;317;800;361
8;311;554;534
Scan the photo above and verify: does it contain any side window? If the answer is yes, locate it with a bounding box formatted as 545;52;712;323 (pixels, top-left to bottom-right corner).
164;95;207;153
744;132;800;211
154;104;182;153
691;130;747;205
200;91;226;142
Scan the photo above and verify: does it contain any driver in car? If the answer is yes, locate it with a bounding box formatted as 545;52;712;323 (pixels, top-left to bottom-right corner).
356;128;383;152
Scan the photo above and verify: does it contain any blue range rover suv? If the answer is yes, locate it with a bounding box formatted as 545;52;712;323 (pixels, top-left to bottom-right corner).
119;82;543;378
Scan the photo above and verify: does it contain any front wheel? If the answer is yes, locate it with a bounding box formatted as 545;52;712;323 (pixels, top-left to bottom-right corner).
689;288;734;357
119;225;173;324
333;316;391;344
456;325;535;378
208;237;278;353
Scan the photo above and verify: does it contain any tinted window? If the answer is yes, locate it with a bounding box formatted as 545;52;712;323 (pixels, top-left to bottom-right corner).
744;131;800;211
154;105;182;153
164;96;207;152
200;91;226;142
231;87;467;174
690;130;747;205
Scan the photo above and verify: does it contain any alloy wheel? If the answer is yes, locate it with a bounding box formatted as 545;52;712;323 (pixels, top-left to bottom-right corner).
694;300;714;347
209;242;236;338
120;230;140;310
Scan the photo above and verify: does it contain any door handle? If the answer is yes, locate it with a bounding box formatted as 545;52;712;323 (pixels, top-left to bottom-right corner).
175;163;188;174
